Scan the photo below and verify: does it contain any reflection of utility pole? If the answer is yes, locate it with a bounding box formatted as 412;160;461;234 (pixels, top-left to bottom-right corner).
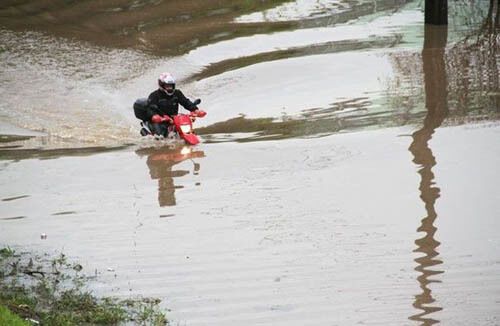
408;24;448;325
484;1;500;110
484;0;500;31
496;0;500;29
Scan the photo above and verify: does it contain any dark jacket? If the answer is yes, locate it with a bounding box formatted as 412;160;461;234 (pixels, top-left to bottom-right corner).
146;89;197;120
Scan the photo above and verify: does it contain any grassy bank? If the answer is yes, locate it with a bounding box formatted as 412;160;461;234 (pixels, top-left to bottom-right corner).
0;305;29;325
0;247;167;325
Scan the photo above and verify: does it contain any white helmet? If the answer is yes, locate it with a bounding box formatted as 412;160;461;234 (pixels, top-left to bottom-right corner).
158;72;176;95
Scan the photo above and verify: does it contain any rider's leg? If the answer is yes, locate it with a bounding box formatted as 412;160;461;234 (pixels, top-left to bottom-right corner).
151;123;168;137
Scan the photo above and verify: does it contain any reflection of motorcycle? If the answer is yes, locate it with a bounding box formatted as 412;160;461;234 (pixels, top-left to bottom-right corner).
135;145;205;207
133;98;205;145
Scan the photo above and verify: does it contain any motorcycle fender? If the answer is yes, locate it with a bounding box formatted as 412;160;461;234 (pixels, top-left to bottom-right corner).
182;133;200;145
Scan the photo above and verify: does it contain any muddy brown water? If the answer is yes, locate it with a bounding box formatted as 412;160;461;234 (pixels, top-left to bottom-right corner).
1;1;499;325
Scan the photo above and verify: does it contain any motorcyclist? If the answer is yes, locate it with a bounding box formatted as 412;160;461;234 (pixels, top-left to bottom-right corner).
146;72;206;136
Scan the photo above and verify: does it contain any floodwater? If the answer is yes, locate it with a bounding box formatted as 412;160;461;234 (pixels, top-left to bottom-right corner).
1;0;499;325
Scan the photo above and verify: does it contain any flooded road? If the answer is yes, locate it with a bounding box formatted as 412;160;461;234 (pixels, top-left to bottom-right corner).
1;0;497;145
1;124;500;325
1;0;500;325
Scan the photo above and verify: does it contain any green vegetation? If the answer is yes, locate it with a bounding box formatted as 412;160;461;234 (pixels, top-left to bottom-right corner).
0;305;29;326
0;247;15;260
0;248;167;325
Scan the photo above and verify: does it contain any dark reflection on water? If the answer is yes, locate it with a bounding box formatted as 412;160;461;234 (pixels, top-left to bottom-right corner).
135;145;204;207
389;4;499;127
0;0;293;56
0;216;27;221
0;141;130;161
0;0;411;56
196;99;365;142
408;24;448;325
1;194;30;202
446;5;500;119
188;35;403;82
196;97;419;143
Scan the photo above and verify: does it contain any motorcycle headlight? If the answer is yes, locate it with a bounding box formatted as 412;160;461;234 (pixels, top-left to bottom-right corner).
180;147;192;155
180;125;191;134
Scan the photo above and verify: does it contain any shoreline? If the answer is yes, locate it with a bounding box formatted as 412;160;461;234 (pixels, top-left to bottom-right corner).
0;247;167;325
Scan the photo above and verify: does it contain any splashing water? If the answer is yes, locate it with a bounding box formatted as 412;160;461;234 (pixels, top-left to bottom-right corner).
0;29;185;147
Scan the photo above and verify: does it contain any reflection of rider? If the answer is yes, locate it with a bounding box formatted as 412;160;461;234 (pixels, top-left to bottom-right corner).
136;145;205;207
146;72;206;136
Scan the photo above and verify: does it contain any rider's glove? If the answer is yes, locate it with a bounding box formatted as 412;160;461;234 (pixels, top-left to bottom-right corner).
151;114;163;123
194;109;207;117
161;115;173;124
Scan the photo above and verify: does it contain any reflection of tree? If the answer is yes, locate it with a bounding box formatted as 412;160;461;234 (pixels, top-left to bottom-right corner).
135;145;204;207
408;25;447;325
388;1;499;126
447;0;499;119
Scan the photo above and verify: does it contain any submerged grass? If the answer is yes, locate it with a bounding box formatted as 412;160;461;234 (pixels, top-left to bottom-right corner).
0;247;167;325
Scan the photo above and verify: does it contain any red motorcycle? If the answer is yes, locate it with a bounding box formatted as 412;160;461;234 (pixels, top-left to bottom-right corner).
134;98;205;145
